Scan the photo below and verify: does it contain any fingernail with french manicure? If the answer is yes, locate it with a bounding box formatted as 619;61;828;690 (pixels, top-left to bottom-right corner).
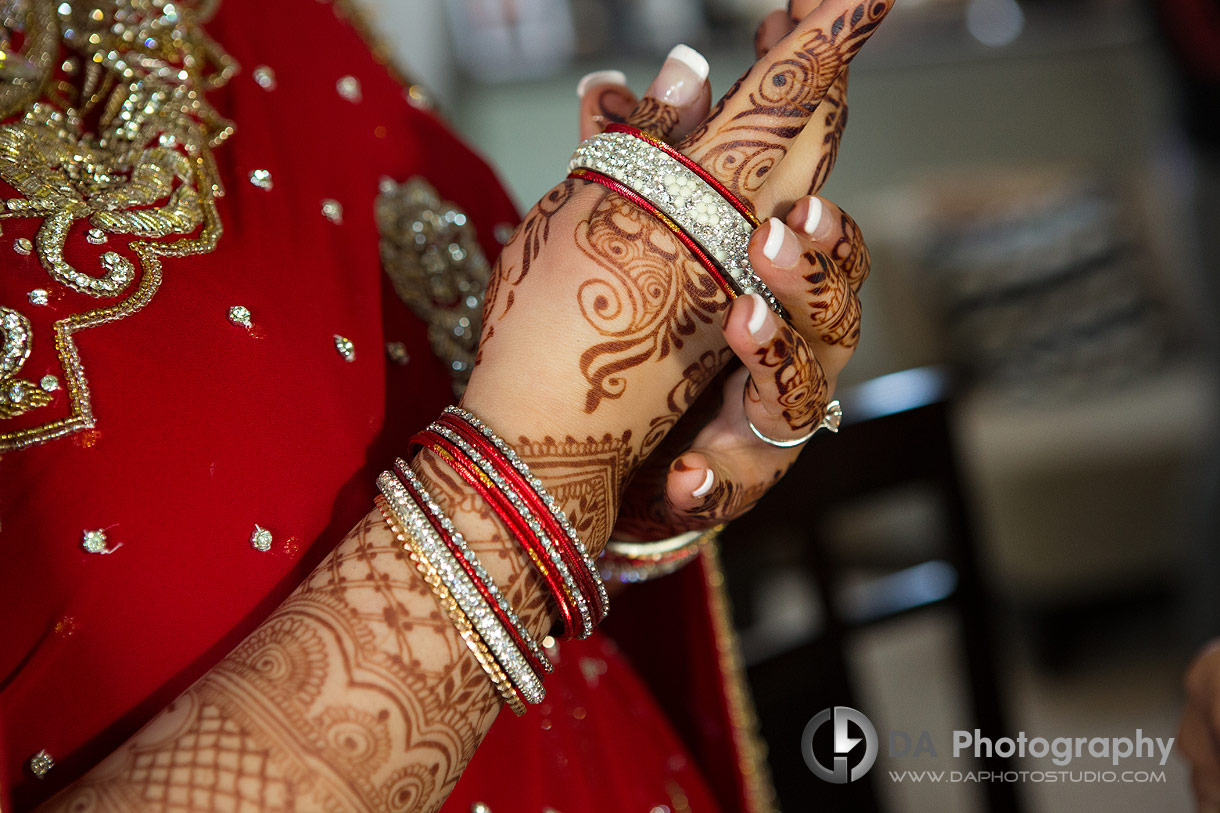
744;292;774;342
762;217;800;269
577;70;627;99
646;44;708;106
797;196;833;241
691;468;715;498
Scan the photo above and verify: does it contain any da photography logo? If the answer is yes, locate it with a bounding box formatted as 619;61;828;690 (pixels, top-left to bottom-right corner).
802;706;879;783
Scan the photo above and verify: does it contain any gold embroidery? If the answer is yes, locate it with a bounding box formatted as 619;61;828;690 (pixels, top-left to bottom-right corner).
375;177;489;396
0;0;236;451
0;305;52;417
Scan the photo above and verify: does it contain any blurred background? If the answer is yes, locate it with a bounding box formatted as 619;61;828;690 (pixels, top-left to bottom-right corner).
372;0;1219;809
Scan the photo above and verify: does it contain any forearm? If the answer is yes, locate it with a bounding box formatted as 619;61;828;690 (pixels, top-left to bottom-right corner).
36;188;734;813
36;455;567;813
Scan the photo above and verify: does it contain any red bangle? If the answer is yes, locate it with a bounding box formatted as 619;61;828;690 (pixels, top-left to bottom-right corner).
435;413;606;626
407;431;581;637
604;123;761;228
392;460;553;677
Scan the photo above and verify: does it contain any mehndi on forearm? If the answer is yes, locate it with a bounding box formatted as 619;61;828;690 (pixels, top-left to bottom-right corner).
39;430;627;813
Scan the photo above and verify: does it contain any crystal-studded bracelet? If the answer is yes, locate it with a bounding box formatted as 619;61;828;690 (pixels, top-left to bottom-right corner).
568;128;788;321
376;474;546;710
393;460;553;678
374;494;530;716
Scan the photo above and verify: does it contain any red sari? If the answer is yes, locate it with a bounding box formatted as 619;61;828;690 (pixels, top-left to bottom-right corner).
0;2;771;809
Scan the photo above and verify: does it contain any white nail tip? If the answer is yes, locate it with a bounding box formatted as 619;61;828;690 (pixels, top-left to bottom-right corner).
745;293;769;337
762;217;786;261
803;197;824;236
668;44;709;81
691;468;715;498
577;70;628;99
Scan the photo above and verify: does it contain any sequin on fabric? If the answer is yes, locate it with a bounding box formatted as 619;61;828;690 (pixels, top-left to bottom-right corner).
0;0;237;451
27;749;53;778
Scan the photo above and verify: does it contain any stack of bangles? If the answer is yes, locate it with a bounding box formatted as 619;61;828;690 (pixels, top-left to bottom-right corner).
376;406;609;715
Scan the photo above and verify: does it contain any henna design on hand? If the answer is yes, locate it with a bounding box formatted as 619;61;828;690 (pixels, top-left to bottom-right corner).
642;346;736;453
574;191;725;414
483;180;578;328
508;430;635;551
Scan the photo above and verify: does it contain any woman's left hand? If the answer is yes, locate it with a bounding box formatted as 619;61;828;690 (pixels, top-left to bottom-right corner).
574;7;869;539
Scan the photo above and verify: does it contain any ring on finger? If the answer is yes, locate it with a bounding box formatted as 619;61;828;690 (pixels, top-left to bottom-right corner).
743;376;842;448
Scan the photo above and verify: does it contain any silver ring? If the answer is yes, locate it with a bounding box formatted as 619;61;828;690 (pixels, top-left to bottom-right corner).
744;379;842;448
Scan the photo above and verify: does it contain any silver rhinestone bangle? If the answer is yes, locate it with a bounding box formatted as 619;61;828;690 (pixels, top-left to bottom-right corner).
443;406;610;625
413;425;595;640
393;459;554;675
568;130;786;319
377;471;547;705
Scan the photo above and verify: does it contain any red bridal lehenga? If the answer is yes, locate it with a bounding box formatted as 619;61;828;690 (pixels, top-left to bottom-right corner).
0;1;774;810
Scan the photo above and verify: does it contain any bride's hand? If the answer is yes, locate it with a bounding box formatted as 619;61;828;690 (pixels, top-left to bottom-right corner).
573;6;870;539
460;0;891;552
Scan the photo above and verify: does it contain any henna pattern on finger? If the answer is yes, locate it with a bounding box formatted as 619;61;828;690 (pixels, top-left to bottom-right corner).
751;323;828;432
626;97;683;143
680;461;775;523
806;69;849;196
679;1;891;204
802;249;860;349
574;192;725;414
832;208;870;291
592;86;634;129
614;358;735;540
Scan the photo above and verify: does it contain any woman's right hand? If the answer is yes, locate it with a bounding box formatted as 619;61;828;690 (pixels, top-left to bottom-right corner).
459;0;893;554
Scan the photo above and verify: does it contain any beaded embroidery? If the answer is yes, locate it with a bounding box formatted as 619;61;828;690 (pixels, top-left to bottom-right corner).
375;177;488;396
0;0;236;451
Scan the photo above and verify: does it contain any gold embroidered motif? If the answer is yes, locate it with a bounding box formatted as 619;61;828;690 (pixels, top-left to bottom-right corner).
0;305;52;417
375;177;489;396
0;0;236;451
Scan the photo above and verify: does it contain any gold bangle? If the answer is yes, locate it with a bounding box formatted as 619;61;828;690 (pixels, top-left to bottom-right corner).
374;495;528;716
